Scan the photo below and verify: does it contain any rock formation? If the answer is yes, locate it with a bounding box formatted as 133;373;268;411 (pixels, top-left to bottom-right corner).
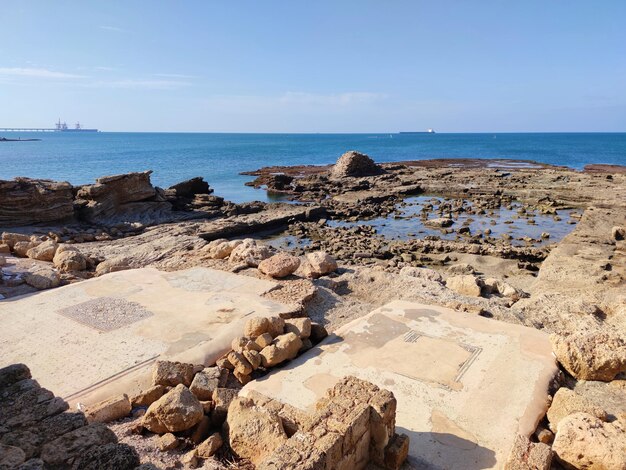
0;178;74;226
330;150;384;178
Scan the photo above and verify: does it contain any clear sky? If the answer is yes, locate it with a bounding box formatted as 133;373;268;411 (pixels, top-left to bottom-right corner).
1;1;625;132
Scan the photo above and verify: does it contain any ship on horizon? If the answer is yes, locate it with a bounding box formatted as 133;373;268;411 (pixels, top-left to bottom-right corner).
399;128;435;134
55;119;98;133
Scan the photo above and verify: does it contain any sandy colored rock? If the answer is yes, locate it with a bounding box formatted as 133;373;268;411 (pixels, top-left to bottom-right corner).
197;432;223;458
330;150;383;178
504;434;552;470
142;384;204;434
299;251;338;278
245;317;271;338
85;394;132;423
157;433;179;451
228;351;253;376
547;388;607;432
203;238;242;259
225;397;287;464
53;249;87;272
130;385;167;407
258;252;300;278
399;266;443;283
26;240;58;262
284;318;312;339
229;238;273;267
13;240;38;257
0;178;74;226
0;243;10;253
189;367;225;401
152;360;195;387
23;267;60;290
446;274;482;297
612;225;625;240
259;332;303;367
1;232;31;248
266;316;285;338
95;257;130;276
254;332;273;349
550;331;626;381
552;412;626;469
425;217;454;228
243;349;262;370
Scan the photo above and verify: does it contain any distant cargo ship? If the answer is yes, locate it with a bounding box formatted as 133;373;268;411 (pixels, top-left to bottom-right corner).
55;119;98;133
399;128;435;134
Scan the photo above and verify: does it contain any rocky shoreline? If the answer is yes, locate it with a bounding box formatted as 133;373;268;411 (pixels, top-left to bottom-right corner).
1;151;625;469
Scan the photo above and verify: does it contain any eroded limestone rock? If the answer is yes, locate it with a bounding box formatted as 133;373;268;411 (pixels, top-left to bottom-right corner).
225;397;288;464
552;412;626;469
550;331;626;381
330;151;384;178
142;384;204;434
258;252;300;278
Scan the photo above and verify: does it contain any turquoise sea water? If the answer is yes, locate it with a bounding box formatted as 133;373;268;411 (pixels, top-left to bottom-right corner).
0;132;624;202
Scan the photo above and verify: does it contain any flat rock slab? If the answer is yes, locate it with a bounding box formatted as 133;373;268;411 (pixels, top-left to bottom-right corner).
243;300;557;469
0;267;288;405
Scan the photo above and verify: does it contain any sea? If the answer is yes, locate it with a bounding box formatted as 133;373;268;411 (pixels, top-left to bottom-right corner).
0;132;624;203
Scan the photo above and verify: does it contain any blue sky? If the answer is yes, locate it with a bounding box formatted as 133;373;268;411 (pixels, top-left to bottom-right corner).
1;1;625;132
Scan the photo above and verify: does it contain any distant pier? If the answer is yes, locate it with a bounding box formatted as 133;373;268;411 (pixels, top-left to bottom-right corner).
0;127;56;132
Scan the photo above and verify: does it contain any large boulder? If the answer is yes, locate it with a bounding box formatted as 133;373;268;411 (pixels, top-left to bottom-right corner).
547;388;607;432
225;397;288;464
168;177;212;199
151;360;195;387
330;151;384;178
74;171;159;223
53;248;87;272
95;257;130;276
552;412;626;469
298;251;338;279
446;275;482;297
23;267;60;290
85;394;132;424
26;240;58;262
142;384;204;434
228;239;274;267
258;252;300;278
0;178;74;226
550;331;626;381
1;232;31;248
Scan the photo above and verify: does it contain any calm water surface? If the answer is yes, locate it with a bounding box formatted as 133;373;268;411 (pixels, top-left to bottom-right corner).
0;132;624;202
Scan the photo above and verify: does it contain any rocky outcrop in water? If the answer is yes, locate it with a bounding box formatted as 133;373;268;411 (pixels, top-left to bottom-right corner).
330;150;384;178
0;172;220;228
0;178;74;226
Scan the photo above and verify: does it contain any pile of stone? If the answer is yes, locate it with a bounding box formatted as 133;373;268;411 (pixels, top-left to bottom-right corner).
504;329;626;469
235;376;409;469
203;238;338;279
80;316;328;465
0;363;139;469
330;151;385;178
216;315;328;385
